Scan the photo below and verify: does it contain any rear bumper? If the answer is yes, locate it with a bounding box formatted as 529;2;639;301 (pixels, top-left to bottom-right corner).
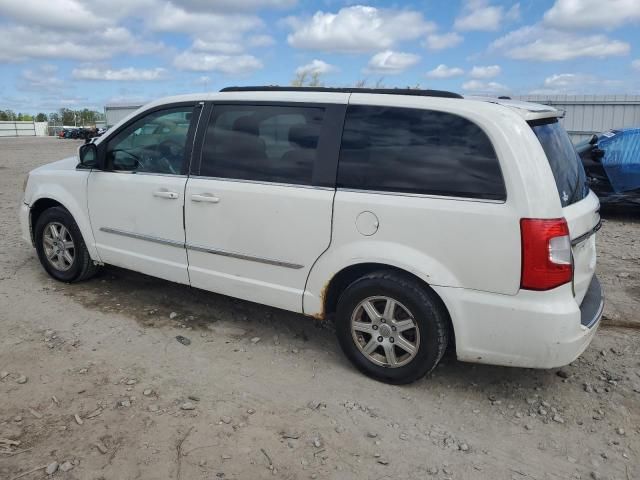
580;275;604;328
435;276;604;369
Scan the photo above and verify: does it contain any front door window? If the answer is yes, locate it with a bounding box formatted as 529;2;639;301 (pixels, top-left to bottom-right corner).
106;107;194;174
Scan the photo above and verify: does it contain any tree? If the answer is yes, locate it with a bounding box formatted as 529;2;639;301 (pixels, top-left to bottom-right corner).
291;71;324;87
48;112;61;125
0;107;103;126
308;72;323;87
291;71;308;87
59;108;75;126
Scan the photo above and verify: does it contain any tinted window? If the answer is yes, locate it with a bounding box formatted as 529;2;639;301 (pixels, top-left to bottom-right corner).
106;107;194;174
530;119;588;207
337;105;506;200
200;104;325;185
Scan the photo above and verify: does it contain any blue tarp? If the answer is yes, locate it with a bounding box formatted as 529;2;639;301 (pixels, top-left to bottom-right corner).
599;128;640;193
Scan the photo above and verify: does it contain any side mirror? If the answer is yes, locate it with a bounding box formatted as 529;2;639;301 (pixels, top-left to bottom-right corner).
78;143;98;169
588;134;598;145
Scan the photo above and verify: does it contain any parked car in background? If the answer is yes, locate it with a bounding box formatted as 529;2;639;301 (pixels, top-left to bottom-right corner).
63;128;81;139
576;128;640;206
59;127;101;140
20;87;603;384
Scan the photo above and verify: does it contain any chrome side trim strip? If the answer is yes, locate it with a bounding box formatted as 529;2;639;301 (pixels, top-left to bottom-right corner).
186;243;304;269
98;227;303;269
571;219;602;247
99;227;185;248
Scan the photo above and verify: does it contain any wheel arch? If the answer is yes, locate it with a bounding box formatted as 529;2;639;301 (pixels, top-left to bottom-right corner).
30;198;65;244
318;262;456;351
28;191;100;262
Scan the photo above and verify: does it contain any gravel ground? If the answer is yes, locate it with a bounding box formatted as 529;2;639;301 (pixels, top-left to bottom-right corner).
0;137;638;480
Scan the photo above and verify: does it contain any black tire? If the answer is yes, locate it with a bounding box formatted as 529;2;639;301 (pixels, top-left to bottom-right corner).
34;206;100;283
336;271;449;384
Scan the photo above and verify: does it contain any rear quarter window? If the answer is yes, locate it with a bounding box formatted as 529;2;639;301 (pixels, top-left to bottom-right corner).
337;105;506;200
530;119;589;207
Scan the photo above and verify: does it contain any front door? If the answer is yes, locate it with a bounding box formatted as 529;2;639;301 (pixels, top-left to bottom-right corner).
185;102;344;312
88;104;200;284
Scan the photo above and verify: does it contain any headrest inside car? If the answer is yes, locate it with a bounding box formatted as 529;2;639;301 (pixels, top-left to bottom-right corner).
288;124;319;149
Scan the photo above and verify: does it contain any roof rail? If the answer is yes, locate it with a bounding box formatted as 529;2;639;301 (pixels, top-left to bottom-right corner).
220;86;463;99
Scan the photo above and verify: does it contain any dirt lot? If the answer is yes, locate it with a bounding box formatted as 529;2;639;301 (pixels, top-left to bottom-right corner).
1;137;639;480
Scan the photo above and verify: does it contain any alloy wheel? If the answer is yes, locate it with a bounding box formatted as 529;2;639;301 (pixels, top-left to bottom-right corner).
42;222;75;272
350;296;420;368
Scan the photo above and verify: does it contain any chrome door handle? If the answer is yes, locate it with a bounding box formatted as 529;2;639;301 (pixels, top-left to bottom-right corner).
153;190;179;199
191;193;220;204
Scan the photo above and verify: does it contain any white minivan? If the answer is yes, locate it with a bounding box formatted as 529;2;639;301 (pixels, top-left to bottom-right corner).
20;87;603;384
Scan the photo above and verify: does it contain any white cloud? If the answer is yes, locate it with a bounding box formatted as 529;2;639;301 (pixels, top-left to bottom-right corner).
423;32;463;51
544;0;640;30
192;39;245;55
365;50;420;74
247;34;275;48
173;52;263;74
286;6;435;53
529;73;624;94
72;67;167;81
142;2;270;63
19;65;64;92
147;2;262;36
295;59;336;76
455;0;517;31
1;93;97;111
193;76;212;86
190;34;273;56
470;65;501;79
0;0;106;31
491;25;630;61
0;25;162;62
633;60;640;71
505;3;521;22
174;0;296;11
426;64;465;79
544;73;582;88
462;80;509;94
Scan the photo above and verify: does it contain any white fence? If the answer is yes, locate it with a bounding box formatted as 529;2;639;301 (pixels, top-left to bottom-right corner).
0;121;49;137
515;95;640;143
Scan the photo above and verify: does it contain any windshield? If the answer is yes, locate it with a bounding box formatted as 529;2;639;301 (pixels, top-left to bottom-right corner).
530;119;589;207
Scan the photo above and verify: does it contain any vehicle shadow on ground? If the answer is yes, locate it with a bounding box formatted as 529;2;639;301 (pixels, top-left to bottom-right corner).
600;204;640;221
58;265;579;394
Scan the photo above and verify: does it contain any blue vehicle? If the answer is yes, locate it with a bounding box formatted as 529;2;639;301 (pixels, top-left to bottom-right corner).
576;128;640;206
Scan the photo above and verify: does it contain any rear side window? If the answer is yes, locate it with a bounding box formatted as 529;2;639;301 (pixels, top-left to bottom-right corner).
200;104;325;185
530;119;588;207
337;105;506;200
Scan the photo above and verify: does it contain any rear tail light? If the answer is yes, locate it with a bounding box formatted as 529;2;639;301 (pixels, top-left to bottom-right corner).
520;218;572;290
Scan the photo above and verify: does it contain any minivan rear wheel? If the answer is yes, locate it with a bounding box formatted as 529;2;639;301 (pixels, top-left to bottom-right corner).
336;271;449;384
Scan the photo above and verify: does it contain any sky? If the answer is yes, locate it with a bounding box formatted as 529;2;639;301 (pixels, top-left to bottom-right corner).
0;0;639;113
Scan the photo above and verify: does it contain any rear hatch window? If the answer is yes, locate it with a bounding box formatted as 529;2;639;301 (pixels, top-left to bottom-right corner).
530;118;589;207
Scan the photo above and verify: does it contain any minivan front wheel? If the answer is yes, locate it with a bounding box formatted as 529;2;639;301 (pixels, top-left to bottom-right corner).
34;206;99;283
336;271;449;384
